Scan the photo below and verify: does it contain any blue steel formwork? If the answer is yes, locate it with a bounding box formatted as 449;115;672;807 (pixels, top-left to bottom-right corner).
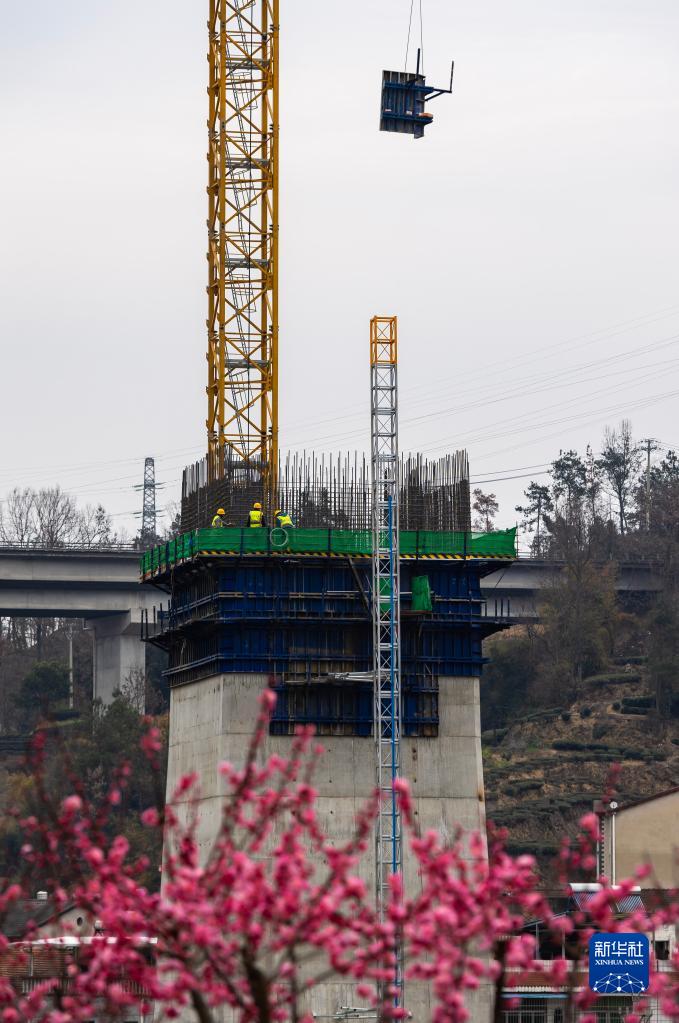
144;552;511;737
380;59;454;139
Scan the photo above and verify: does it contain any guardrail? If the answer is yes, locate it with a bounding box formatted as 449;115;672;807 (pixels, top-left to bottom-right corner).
0;543;140;554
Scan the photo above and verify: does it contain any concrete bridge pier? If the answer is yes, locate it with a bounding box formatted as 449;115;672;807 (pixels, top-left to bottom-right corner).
166;670;493;1022
147;540;514;1022
85;612;146;707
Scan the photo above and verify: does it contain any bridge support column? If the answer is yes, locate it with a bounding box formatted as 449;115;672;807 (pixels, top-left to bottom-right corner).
87;613;145;708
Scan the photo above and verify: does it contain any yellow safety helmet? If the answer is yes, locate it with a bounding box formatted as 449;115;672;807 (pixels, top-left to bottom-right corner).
217;508;225;516
275;509;282;516
253;502;262;510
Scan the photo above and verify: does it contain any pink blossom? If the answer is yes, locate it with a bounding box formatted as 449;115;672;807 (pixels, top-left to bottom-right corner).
61;795;82;814
6;699;679;1023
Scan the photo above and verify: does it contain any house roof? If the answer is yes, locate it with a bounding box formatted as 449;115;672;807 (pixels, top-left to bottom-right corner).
1;900;64;940
522;887;675;929
615;786;679;815
571;890;644;914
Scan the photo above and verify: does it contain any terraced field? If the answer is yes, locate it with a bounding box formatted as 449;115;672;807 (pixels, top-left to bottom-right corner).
482;667;679;872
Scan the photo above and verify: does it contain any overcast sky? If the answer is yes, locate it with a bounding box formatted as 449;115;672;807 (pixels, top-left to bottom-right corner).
1;1;678;543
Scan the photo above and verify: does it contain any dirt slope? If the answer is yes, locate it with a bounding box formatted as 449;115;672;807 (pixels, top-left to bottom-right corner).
482;669;679;867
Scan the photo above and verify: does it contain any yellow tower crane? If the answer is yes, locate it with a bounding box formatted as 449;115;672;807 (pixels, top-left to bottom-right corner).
206;0;279;497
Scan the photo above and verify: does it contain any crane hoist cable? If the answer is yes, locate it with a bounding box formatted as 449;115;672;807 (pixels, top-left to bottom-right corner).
419;0;425;72
404;0;414;69
404;0;425;72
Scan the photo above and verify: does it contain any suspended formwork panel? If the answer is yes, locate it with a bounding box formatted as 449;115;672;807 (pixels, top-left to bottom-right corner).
380;58;454;139
380;70;433;138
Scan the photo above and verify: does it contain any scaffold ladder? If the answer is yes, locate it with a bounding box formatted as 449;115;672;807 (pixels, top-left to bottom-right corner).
370;315;403;1008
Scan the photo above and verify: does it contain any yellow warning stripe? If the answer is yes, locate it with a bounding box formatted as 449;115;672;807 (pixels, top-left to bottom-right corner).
196;549;511;560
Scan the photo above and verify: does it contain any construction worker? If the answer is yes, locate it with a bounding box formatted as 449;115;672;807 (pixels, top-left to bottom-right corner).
211;507;226;528
274;509;294;528
246;501;265;528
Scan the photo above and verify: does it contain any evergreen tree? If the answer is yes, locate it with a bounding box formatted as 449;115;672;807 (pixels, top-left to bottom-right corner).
516;482;553;557
14;660;70;730
472;489;498;532
550;450;587;512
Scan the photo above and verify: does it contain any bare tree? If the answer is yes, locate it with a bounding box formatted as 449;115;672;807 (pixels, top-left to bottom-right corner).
120;668;148;714
0;489;37;546
34;487;80;546
77;505;114;547
0;487;115;548
163;500;182;539
596;419;642;534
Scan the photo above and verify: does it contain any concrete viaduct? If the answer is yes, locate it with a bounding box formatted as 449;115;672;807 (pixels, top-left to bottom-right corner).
0;547;663;703
481;558;662;620
0;547;158;705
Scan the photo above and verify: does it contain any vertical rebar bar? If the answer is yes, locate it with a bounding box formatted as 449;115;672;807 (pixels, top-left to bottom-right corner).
181;450;471;532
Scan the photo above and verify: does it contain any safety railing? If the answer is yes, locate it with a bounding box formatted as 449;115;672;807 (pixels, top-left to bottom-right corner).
140;527;517;578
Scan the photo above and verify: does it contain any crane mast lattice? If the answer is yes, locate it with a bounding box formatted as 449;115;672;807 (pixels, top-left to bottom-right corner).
370;315;404;1007
207;0;279;493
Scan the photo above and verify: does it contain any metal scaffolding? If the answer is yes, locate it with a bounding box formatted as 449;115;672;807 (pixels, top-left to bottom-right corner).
370;315;403;1007
206;0;279;494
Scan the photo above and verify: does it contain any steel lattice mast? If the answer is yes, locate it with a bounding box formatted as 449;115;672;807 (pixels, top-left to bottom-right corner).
207;0;279;494
140;457;157;544
370;315;403;1007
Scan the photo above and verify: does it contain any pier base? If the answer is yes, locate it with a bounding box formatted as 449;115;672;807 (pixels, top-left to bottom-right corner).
167;671;492;1022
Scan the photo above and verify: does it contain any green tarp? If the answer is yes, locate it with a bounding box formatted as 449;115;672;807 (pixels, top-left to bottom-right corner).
411;575;433;612
140;526;516;577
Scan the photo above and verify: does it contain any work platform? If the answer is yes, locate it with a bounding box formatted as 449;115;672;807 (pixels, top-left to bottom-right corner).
141;527;515;737
140;525;516;578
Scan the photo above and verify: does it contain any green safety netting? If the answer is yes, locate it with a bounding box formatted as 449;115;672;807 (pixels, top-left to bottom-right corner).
140;526;516;576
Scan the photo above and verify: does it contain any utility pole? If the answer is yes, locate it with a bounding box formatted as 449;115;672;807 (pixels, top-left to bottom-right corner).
585;443;598;521
639;439;659;531
67;622;74;710
609;800;618;885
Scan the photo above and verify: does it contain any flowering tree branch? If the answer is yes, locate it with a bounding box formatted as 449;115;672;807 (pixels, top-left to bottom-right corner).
0;694;677;1023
